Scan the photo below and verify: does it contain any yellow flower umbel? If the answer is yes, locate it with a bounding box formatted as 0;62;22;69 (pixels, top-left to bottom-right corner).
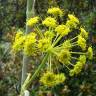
44;31;55;40
26;16;39;26
55;73;66;84
80;27;88;39
40;71;56;87
70;62;84;76
12;31;25;52
15;30;23;40
66;14;79;28
55;25;70;36
69;55;86;76
40;71;66;87
68;14;79;24
42;17;57;28
77;35;86;50
47;7;63;17
38;38;51;52
87;47;93;60
69;62;83;76
12;7;93;92
79;55;86;64
23;33;37;56
62;40;72;50
58;49;71;65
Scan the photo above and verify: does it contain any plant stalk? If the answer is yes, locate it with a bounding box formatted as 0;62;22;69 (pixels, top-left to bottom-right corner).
21;0;36;86
21;53;49;95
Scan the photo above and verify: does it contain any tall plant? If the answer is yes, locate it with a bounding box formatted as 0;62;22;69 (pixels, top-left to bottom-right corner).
12;7;93;96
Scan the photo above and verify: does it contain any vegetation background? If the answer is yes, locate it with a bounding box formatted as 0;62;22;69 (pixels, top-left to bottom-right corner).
0;0;96;96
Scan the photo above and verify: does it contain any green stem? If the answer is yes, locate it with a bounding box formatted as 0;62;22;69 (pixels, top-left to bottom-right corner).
49;55;52;71
69;62;74;66
71;42;77;45
51;49;58;56
69;36;78;41
71;57;78;60
52;35;62;47
21;53;49;94
70;52;86;55
54;42;63;48
63;64;70;70
53;34;59;43
20;73;31;95
71;44;78;47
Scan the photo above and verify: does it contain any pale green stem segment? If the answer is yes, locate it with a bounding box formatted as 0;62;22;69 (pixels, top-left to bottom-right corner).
71;42;77;45
69;62;74;66
53;34;59;43
71;44;78;47
69;36;78;41
49;55;52;71
63;64;70;70
52;35;62;47
20;73;31;96
21;0;35;86
70;52;86;55
71;56;78;60
20;53;49;96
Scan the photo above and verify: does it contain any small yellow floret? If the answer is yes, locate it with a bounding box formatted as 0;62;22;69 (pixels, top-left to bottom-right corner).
77;35;86;50
55;73;66;84
23;33;37;56
63;40;72;50
66;20;78;28
55;25;70;36
44;31;55;39
68;14;79;24
38;38;51;52
42;17;57;28
87;47;93;60
26;16;39;26
12;31;25;52
58;49;71;65
40;71;66;87
15;30;23;40
79;55;86;64
69;61;85;76
47;7;63;17
80;27;88;39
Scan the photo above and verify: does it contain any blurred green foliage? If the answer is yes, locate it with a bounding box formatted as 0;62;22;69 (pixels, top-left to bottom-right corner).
0;0;26;41
0;0;96;96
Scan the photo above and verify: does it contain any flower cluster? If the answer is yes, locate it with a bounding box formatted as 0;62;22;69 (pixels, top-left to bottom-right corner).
55;25;70;36
12;7;93;89
47;7;63;17
44;31;54;40
12;31;37;56
68;14;79;24
23;33;37;56
87;46;93;60
66;14;79;28
62;40;72;50
40;71;66;87
38;38;51;52
80;27;88;39
69;55;86;76
26;16;39;26
12;30;25;52
57;49;71;65
77;35;86;50
42;17;57;28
